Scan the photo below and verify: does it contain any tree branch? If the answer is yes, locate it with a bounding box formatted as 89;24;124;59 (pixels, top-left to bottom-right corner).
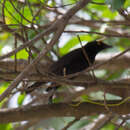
0;0;91;102
0;102;129;123
0;53;129;73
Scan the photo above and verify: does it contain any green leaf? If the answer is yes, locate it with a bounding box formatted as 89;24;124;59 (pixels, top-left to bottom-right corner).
0;83;10;107
106;70;124;80
11;49;28;59
52;97;63;103
0;83;9;95
105;0;126;11
81;95;89;102
4;1;17;24
21;6;33;25
117;38;130;48
17;93;25;106
0;33;10;40
88;2;107;11
88;1;118;19
4;1;33;25
92;0;105;2
102;8;118;19
63;0;77;5
101;123;115;130
0;123;13;130
124;0;130;7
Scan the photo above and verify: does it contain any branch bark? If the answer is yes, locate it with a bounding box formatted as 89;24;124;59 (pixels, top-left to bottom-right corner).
0;53;129;73
0;102;129;123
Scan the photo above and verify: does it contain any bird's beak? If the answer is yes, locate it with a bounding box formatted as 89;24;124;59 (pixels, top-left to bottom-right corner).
105;44;112;48
97;41;112;49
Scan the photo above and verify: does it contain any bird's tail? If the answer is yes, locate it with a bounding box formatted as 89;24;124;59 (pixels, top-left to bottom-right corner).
25;81;60;93
25;82;45;94
25;81;60;103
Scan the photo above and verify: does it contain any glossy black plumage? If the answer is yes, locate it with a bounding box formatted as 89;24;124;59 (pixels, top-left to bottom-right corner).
50;40;111;76
25;40;111;93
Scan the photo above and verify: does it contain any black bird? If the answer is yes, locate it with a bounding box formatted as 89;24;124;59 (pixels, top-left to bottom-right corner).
26;40;111;93
50;40;111;75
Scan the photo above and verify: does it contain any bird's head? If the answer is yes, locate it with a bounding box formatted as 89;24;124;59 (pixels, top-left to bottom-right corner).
84;40;112;61
85;40;112;53
96;40;112;49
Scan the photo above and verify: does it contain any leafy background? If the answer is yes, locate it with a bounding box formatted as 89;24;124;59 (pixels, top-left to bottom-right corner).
0;0;130;129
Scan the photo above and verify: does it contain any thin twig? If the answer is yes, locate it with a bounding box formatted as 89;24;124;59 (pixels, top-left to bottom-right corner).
14;36;17;72
77;35;96;80
2;0;6;23
62;118;80;130
91;112;115;130
64;30;130;38
0;24;55;60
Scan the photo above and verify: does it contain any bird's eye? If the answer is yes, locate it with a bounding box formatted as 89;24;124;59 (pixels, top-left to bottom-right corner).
97;41;102;45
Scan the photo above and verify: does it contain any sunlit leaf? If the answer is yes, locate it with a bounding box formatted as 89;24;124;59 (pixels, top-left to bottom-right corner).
88;2;107;11
0;83;9;95
101;123;116;130
4;1;21;24
0;33;10;40
4;1;33;25
17;93;25;106
124;0;130;7
102;8;118;19
20;6;33;25
81;95;89;102
0;123;13;130
11;49;28;59
0;83;9;107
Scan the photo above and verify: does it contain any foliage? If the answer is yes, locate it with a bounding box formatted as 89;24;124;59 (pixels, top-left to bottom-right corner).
0;0;130;129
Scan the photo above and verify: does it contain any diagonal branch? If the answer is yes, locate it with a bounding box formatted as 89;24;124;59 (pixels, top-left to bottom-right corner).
0;0;91;102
